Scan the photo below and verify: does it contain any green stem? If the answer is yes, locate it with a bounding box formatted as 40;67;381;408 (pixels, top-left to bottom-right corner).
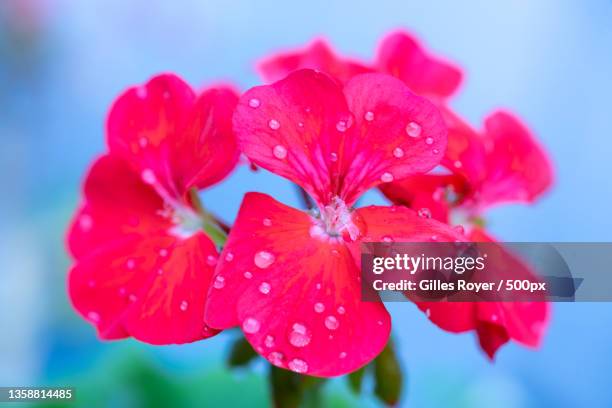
189;188;228;247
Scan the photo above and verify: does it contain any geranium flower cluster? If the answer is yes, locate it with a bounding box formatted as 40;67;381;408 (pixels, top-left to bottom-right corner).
66;30;553;377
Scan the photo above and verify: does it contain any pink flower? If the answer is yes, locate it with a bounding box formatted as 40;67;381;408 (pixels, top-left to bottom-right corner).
380;108;553;358
258;30;462;99
66;74;238;344
204;69;466;377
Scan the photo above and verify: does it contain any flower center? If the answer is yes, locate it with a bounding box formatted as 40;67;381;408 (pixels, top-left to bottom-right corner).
309;197;360;242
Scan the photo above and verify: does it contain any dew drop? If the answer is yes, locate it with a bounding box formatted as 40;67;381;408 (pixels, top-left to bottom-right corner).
159;248;169;257
139;137;148;148
273;145;287;159
364;111;375;121
432;187;445;202
180;300;188;311
393;147;405;158
79;214;93;231
325;315;339;330
126;259;135;270
491;314;498;322
254;251;275;269
288;358;308;373
339;352;347;359
289;323;312;347
268;119;280;130
242;317;261;334
432;148;440;154
265;335;275;348
336;120;348;132
268;351;284;366
248;98;261;108
297;122;305;128
454;160;463;168
244;271;253;279
225;252;234;262
418;208;432;219
87;311;101;323
406;121;422;137
337;306;346;315
454;225;465;235
141;169;156;185
206;255;217;266
382;236;393;243
330;152;338;162
425;137;434;145
314;302;325;313
213;275;225;289
380;172;394;183
259;281;271;295
263;218;272;227
129;294;138;303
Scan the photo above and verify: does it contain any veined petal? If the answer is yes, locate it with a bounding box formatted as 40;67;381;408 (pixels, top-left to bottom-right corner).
234;69;447;207
205;192;391;377
106;74;238;198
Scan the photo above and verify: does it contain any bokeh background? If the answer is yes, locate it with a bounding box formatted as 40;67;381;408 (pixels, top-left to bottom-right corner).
2;0;612;406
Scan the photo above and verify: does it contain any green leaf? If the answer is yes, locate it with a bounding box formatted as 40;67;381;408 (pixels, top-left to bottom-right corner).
373;340;404;406
269;366;327;408
227;336;259;367
347;366;366;394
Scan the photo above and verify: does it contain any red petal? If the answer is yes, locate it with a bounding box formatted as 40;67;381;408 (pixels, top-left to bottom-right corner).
378;174;468;223
107;74;238;198
376;30;463;99
67;154;220;344
417;228;549;358
476;110;554;208
205;193;391;377
234;69;447;206
258;38;372;84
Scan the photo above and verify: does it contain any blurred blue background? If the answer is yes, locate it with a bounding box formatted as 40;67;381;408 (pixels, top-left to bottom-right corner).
1;0;611;406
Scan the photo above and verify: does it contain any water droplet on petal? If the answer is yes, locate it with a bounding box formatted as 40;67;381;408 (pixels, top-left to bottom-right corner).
244;271;253;279
225;252;234;262
432;188;445;202
330;152;338;162
207;255;217;266
454;225;465;235
393;147;404;158
126;259;135;270
139;137;148;148
273;145;287;159
425;137;434;145
87;311;101;323
79;214;93;231
406;121;422;137
454;160;463;168
297;122;304;128
336;120;348;132
382;236;393;243
213;275;225;289
129;294;138;303
268;351;284;366
433;148;440;154
339;352;347;359
263;218;272;227
381;172;394;183
314;302;325;313
418;208;432;219
159;248;169;257
242;317;261;334
491;314;498;322
325;315;339;330
288;358;308;373
430;235;438;241
364;111;375;121
141;169;156;185
248;98;260;108
425;308;431;318
337;306;346;315
180;300;188;311
254;251;275;269
259;281;271;295
265;335;275;348
289;323;312;347
268;119;280;130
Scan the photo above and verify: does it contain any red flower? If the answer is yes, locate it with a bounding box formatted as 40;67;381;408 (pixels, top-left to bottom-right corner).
205;69;466;377
66;74;239;344
258;30;462;99
380;108;553;358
